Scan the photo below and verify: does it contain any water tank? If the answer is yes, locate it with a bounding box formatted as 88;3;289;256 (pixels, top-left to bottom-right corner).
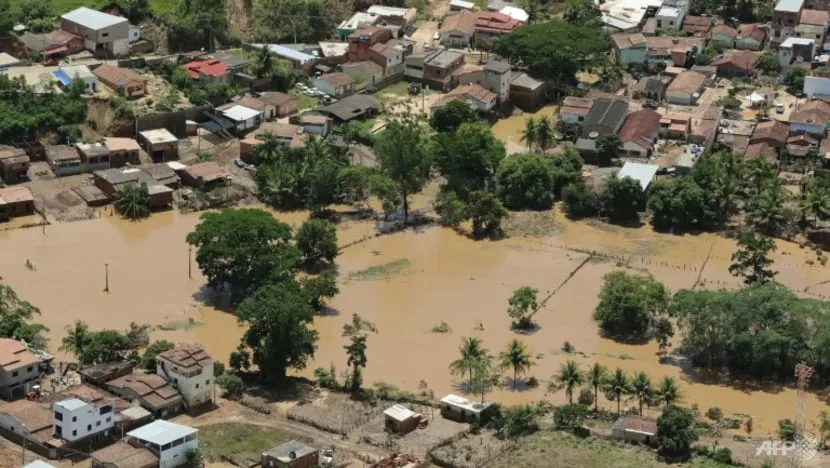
588;131;599;139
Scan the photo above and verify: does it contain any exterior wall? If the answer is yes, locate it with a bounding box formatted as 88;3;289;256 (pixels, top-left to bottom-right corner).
276;101;298;118
157;359;214;407
60;18;129;55
561;112;586;125
612;428;652;444
440;32;471;48
665;91;694;105
440;404;493;424
262;451;318;468
804;75;830;97
261;104;277;120
483;69;511;104
0;364;40;399
773;11;801;43
791;121;825;136
53;402;114;442
50;159;84;177
619;47;648;66
509;85;545;111
159;437;198;468
656;12;683;30
795;24;823;41
736;37;761;50
621;140;649;157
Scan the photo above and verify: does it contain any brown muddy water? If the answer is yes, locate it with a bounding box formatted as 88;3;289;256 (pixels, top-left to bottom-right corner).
491;105;558;155
1;206;829;435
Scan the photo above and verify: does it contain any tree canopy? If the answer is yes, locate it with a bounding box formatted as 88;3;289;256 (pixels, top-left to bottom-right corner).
496;153;555;210
602;175;644;224
114;183;151;220
0;284;48;349
296;219;338;266
593;271;670;340
374;113;431;224
432;123;505;198
429;100;479;133
0;74;86;144
167;0;229;52
657;405;698;459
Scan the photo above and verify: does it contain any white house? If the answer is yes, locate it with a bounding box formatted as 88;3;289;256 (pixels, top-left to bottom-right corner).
54;65;97;93
127;420;198;468
219;105;262;132
60;7;130;56
53;398;114;442
804;75;830;98
440;394;495;423
156;345;214;408
779;37;815;67
655;6;684;31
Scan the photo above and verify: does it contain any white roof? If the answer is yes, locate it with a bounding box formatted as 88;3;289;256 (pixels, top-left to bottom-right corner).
440;394;493;413
384;404;417;421
450;0;476;8
60;65;95;80
166;161;188;171
749;91;766;103
139;128;177;144
781;37;815;48
221;104;261;122
121;405;152;420
0;52;20;67
56;398;88;411
318;42;349;57
775;0;804;12
500;6;529;22
61;7;128;30
128;420;198;445
250;44;316;65
367;5;411;17
657;6;681;17
339;12;380;30
24;461;57;468
617;162;659;191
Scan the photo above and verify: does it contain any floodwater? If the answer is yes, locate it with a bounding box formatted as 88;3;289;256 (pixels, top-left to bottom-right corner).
491;105;559;155
1;206;829;435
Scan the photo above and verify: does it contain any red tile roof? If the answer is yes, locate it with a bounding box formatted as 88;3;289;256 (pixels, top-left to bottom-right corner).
440;10;476;36
738;23;766;43
0;338;39;370
744;142;778;163
475;11;521;34
711;24;738;38
450;83;497;103
712;50;761;73
682;15;713;34
318;72;355;88
790;100;830;125
801;9;829;26
182;60;228;79
751;120;789;146
619;109;661;150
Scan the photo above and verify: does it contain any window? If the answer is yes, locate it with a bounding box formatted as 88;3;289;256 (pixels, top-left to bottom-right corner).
206;380;210;385
11;371;17;377
195;383;199;389
54;411;63;421
55;426;62;436
96;421;101;427
72;416;77;422
27;366;33;373
106;417;111;423
87;424;92;431
72;430;77;437
102;33;109;38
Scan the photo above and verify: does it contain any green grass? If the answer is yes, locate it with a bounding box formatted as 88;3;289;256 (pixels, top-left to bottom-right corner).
347;258;411;282
290;90;318;110
49;0;108;15
147;0;179;18
197;423;312;466
377;80;410;98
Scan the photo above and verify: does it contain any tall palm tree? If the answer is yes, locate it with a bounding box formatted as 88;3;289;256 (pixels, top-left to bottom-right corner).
252;46;275;78
630;371;654;416
114;183;151;220
499;339;534;389
587;362;608;412
520;117;538;151
549;359;584;406
449;337;485;388
254;132;282;163
801;183;830;227
748;178;788;235
60;320;91;359
604;368;630;415
655;376;681;408
535;116;554;152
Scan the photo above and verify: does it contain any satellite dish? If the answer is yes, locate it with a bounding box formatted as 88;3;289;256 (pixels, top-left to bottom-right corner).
588;131;599;139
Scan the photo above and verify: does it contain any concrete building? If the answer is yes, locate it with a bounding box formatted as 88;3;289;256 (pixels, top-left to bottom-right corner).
257;92;300;119
0;145;30;183
582;98;629;137
299;115;332;137
178;162;230;190
617;162;659;190
91;440;158;468
561;97;593;124
612;415;657;445
54;65;97;93
45;145;83;177
366;6;417;30
423;50;465;91
106;373;184;418
619;109;661;157
312;72;355;98
772;0;805;44
482;61;512;104
779;37;815;67
655;6;684;31
789;100;830;135
103;137;141;167
370;42;405;76
156;345;214;408
0;186;35;221
346;27;391;62
52;397;114;442
76;142;111;172
0;338;41;399
709;25;738;49
337;12;381;40
509;73;545;111
665;70;706;105
182;60;228;82
440;394;495;424
138;129;178;162
612;33;648;66
736;23;766;50
384;404;420;434
218;105;262;132
127;420;198;468
439;10;476;48
712;51;760;77
60;7;129;56
750;119;790;148
682;15;712;36
93;168;174;209
262;440;318;468
93;65;149;98
797;9;829;42
342;61;384;89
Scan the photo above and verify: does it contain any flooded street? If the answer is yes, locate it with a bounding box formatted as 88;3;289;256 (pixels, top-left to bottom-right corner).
491;105;559;155
1;205;829;435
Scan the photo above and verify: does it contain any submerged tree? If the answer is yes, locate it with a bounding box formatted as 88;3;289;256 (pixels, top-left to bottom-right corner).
344;334;368;393
604;368;631;414
114;183;151;220
374;113;431;224
0;284;48;350
507;286;538;329
586;362;608;412
655;376;681;408
449;337;486;388
296;219;338;266
630;371;654;416
550;360;584;406
499;339;534;389
60;320;91;359
729;230;777;285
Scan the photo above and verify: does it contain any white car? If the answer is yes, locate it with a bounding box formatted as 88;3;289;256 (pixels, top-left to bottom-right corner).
295;83;309;92
433;31;441;41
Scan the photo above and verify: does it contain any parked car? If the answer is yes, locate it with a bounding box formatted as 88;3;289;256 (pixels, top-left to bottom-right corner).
433;31;440;41
409;83;422;95
366;85;377;94
233;158;246;168
295;83;308;91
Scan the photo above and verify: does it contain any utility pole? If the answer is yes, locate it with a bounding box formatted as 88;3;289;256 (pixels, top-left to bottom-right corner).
188;246;192;279
794;363;814;468
20;423;26;466
104;263;109;293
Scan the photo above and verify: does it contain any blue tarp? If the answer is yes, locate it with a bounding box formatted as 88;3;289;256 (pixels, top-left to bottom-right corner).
52;70;71;86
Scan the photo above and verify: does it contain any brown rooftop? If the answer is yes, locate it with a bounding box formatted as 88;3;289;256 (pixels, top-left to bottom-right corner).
440;10;476;36
92;440;158;468
258;91;297;107
800;9;829;26
318;72;354;88
371;42;401;58
711;24;738;38
183;162;229;183
108;373;182;410
255;122;305;140
744;142;778;163
157;344;212;372
0;186;34;204
0;338;39;370
103;137;141;152
682;15;712;34
562;97;593;116
751;119;789;145
712;50;761;73
93;65;148;86
615;415;657;435
790;100;830;124
618;109;661;150
612;33;646;49
450;83;497;103
0;399;52;434
738;23;766;43
666;70;706;94
46;145;80;162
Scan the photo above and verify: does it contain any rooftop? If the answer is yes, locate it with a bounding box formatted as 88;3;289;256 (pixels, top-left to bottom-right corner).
0;52;20;68
255;121;305;139
711;24;738;38
55;398;88;412
321;94;381;121
127;420;198;446
91;440;158;468
183;60;228;79
251;44;316;64
475;11;522;33
801;8;829;25
23;461;57;468
339;11;380;30
318;41;349;57
220;104;262;122
77;361;135;382
790;99;830;124
774;0;804;13
59;65;95;80
500;6;529;22
562;97;593;116
366;5;416;19
712;50;761;72
751;119;789;144
619;109;661;150
139;128;177;145
0;186;34;204
317;72;354;88
0;338;39;370
584;98;629;129
425;49;464;69
93;65;148;85
613;415;658;435
510;72;543;90
0;399;52;434
612;33;647;49
384;404;417;421
440;394;493;413
738;23;766;42
104;137;141;152
263;440;318;462
666;70;706;94
157;344;212;372
484;60;511;74
781;37;815;48
61;7;127;30
682;15;712;34
617;162;659;191
108;373;182;410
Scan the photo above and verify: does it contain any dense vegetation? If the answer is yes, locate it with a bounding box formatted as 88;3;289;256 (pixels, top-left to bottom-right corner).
114;183;151;220
0;75;86;144
0;283;48;349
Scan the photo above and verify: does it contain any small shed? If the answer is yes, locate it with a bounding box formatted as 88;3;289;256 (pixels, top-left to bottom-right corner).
617;162;659;191
262;440;318;468
138;129;178;162
440;394;495;424
384;404;420;434
612;415;657;445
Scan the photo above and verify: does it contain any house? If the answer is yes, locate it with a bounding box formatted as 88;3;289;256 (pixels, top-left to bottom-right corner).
630;77;668;101
617;162;659;190
127;420;198;468
342;61;385;89
432;84;498;113
138;129;178;162
258;92;300;118
712;50;761;77
561;98;594;124
240;122;306;163
440;394;495;424
660;114;691;139
779;37;815;67
103;137;141;167
319;94;381;122
206;50;250;75
145;164;180;188
644;36;704;67
450;0;475;10
423;50;465;91
299;115;332;137
45;145;83;177
750;119;789;148
19;30;83;58
665;70;706;105
500;6;530;22
804;75;830;98
91;440;158;468
0;145;30;183
736;23;766;50
347;27;391;62
93;168;174;208
612;33;649;67
366;6;417;30
745;142;780;162
370;42;405;76
618;109;661;157
182;60;228;82
709;24;738;49
582;98;629;137
612;415;657;445
0;187;35;220
60;7;129;56
156;345;214;407
439;10;476;48
482;60;512;104
52;397;114;442
251;44;316;72
218;104;262;132
642;17;657;35
789;99;830;135
797;9;829;42
474;11;522;41
77;362;136;387
0;338;41;399
53;65;97;93
787;133;818;156
384;404;420;434
0;399;56;457
313;72;355;98
509;73;545;110
655;6;684;31
337;12;381;40
600;0;662;33
262;440;319;468
0;53;19;70
106;373;184;418
682;15;712;36
772;0;805;44
76;142;111;172
93;65;149;98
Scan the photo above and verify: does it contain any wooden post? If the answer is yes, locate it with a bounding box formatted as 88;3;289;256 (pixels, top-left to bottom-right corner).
104;263;109;293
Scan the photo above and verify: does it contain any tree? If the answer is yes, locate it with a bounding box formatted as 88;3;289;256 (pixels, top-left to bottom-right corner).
468;356;500;403
301;273;339;313
647;177;710;231
596;134;621;166
0;0;15;36
429;100;478;133
60;320;91;359
729;230;777;285
167;0;229;51
746;178;791;236
818;411;830;448
184;447;202;468
140;340;175;372
551;149;584;198
602;175;644;223
603;368;630;414
507;286;538;329
757;51;781;75
564;0;600;25
338;166;375;210
550;360;584;405
716;95;742;110
432;123;505;197
251;46;275;79
0;285;47;350
235;282;318;382
654;317;674;358
114;183;151;220
342;313;377;337
629;371;654;415
562;180;599;219
216;372;244;398
345;334;368;393
520;117;538;151
125;322;150;349
496;153;555;210
468;191;508;239
554;403;589;430
499;339;534;389
186;209;300;302
586;363;608;412
784;67;807;92
435;189;469;228
655;376;681;408
79;330;132;365
449;337;485;388
593;271;670;339
374;113;431;224
535;116;554;152
801;182;830;226
253;0;332;44
493;405;539;438
657;405;698;459
370;173;403;219
296;219;338;265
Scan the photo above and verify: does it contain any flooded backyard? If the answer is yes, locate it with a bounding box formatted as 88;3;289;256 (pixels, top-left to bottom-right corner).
1;206;829;435
491;105;559;155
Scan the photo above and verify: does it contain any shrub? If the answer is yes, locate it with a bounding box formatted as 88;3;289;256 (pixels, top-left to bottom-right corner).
706;406;723;421
578;387;594;406
491;405;539;438
778;418;796;441
711;447;733;465
216;372;244;399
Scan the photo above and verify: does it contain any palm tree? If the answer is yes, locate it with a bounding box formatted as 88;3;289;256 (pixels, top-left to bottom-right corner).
254;132;282;163
629;371;654;416
499;339;534;389
655;376;681;408
520;117;538;151
449;337;485;388
604;368;630;414
801;183;830;227
114;183;151;220
549;360;584;405
60;320;91;359
587;362;608;412
747;179;788;235
536;116;554;152
252;46;275;79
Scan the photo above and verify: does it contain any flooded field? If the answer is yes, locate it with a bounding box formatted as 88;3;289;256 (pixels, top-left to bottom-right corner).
491;105;558;155
1;205;829;435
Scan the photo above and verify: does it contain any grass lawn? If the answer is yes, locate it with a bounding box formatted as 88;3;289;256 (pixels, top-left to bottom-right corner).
377;80;410;98
31;0;176;18
289;90;319;110
197;423;312;466
147;0;179;18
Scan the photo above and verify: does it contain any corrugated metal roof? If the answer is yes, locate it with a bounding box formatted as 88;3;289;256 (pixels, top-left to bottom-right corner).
61;7;127;30
617;162;659;191
127;420;197;445
250;44;316;64
775;0;804;12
